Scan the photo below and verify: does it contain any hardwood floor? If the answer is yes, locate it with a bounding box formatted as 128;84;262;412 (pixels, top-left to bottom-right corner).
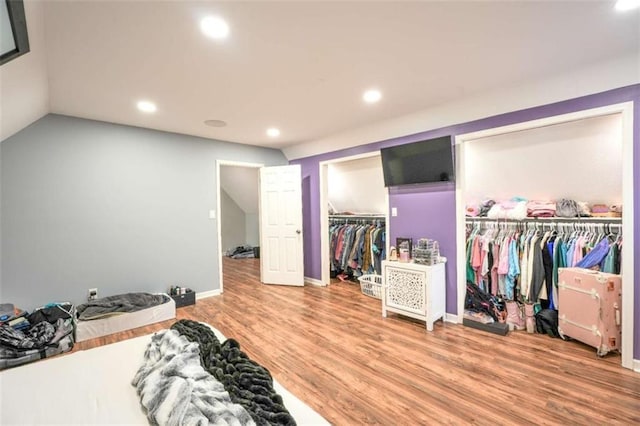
75;257;640;425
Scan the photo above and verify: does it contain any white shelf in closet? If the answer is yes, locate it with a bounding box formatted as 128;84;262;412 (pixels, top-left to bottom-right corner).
465;217;621;222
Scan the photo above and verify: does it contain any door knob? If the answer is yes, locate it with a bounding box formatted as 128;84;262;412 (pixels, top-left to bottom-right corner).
296;229;301;234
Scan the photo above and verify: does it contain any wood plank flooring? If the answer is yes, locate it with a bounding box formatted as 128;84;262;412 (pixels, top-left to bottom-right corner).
75;257;640;425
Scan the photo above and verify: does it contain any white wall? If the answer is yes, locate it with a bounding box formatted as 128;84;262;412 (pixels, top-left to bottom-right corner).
219;166;259;214
0;0;49;141
284;54;638;160
463;114;622;205
328;155;386;214
245;214;259;247
219;165;259;247
220;189;247;253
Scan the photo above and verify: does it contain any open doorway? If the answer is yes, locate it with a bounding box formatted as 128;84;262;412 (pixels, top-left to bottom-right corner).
216;161;263;292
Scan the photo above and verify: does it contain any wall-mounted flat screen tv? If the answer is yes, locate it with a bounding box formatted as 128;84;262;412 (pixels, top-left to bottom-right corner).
380;135;454;187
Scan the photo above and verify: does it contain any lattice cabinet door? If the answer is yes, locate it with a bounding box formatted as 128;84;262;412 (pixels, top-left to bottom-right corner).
385;267;426;316
381;260;447;331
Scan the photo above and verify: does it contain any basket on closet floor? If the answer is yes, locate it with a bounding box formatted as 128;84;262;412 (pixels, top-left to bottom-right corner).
357;274;383;299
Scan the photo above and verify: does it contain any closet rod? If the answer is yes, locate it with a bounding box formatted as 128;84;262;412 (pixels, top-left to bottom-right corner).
465;217;621;224
329;214;385;219
329;215;385;225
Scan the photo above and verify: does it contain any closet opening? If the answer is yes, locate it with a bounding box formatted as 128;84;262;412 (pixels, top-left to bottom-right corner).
319;152;390;287
216;161;263;293
455;102;634;369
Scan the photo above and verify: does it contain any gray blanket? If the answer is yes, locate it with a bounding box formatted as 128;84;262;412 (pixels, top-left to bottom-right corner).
77;292;168;320
132;329;255;426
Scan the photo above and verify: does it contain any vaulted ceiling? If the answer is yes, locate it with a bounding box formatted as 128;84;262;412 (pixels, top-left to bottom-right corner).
15;1;640;153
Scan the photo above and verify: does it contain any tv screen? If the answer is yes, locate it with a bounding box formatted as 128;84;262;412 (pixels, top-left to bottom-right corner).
380;136;454;187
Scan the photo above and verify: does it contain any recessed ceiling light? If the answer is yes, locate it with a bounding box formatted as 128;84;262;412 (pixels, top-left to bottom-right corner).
615;0;640;11
204;119;227;127
363;89;382;104
136;100;157;113
200;16;229;39
266;128;280;138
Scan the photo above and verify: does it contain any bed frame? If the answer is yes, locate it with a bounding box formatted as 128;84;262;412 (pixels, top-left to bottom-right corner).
0;323;328;424
75;294;176;342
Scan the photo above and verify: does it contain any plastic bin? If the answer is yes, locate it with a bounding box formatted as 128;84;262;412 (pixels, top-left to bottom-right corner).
357;274;383;299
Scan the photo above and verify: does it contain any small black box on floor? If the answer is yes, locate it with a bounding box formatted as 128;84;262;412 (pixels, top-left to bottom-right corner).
463;318;509;336
171;291;195;308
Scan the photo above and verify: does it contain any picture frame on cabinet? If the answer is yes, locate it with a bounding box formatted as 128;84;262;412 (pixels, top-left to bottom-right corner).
396;238;412;263
388;246;397;261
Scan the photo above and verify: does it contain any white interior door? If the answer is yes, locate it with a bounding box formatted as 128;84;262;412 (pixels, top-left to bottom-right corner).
259;165;304;286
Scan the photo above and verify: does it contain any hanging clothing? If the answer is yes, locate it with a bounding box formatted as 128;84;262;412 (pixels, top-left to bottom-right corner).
575;237;611;269
329;219;386;278
465;220;622;306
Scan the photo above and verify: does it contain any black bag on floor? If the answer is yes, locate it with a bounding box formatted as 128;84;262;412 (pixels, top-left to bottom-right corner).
465;281;506;322
535;308;560;338
27;303;74;325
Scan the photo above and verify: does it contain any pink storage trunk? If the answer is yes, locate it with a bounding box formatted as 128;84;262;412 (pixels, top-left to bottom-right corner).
557;267;622;356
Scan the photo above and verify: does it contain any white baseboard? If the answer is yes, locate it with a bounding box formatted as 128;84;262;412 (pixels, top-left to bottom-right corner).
445;313;460;323
196;289;221;300
633;359;640;373
305;277;325;286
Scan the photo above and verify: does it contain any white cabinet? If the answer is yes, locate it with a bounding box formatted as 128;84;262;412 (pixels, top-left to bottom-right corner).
382;260;446;331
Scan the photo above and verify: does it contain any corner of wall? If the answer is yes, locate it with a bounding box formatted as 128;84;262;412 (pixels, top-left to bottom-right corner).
0;0;50;142
196;289;222;300
444;313;460;324
304;277;325;286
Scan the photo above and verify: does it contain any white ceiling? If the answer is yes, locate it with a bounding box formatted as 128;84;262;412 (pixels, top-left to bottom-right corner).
41;1;639;152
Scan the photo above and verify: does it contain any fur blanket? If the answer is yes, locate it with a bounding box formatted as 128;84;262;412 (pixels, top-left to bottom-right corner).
132;329;255;426
171;320;296;426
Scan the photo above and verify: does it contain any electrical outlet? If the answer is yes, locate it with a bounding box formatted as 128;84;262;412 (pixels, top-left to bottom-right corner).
88;288;98;301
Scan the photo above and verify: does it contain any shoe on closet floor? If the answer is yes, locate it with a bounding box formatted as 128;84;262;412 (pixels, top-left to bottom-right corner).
524;303;536;334
505;300;525;331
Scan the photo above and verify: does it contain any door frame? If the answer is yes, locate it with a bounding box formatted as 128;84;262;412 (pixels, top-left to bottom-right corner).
216;160;264;294
318;151;390;286
454;101;635;370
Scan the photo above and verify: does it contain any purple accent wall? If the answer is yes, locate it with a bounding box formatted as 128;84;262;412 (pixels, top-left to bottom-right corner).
301;175;314;277
291;84;640;359
389;183;457;312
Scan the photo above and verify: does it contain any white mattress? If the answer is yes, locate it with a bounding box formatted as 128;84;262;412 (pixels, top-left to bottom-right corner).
76;295;176;342
0;325;329;425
